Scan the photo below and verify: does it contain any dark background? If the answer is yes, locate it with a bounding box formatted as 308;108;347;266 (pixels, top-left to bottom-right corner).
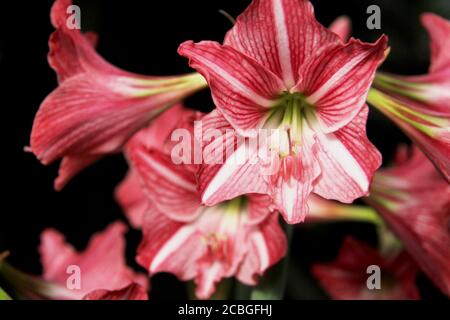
0;0;448;299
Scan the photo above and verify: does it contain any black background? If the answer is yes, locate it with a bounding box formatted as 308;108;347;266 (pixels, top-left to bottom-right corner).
0;0;448;300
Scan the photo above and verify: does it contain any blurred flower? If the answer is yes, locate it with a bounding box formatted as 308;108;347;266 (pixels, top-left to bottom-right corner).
120;105;287;299
179;0;387;223
366;146;450;297
83;283;147;300
368;13;450;182
29;0;207;190
312;237;420;300
0;222;148;300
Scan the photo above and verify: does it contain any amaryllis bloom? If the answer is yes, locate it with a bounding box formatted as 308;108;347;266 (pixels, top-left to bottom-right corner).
0;222;148;300
368;13;450;182
29;0;207;190
312;237;420;300
122;106;287;299
178;0;387;224
366;146;450;297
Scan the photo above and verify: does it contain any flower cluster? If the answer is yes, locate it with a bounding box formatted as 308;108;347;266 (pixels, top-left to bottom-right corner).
1;0;449;300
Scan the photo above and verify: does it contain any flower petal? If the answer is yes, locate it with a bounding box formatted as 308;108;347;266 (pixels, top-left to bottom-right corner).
367;147;450;297
312;105;382;202
224;0;339;87
329;16;352;42
115;169;150;229
31;0;207;189
178;41;284;135
129;147;202;222
40;222;148;299
237;213;287;285
197;111;269;206
312;237;420;300
421;13;450;73
83;283;148;300
136;206;207;282
271;126;321;224
296;36;388;133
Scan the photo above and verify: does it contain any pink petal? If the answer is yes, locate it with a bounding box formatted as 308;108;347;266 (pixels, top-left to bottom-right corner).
387;107;450;182
237;213;287;285
54;155;100;191
296;36;388;133
247;194;275;225
368;147;450;296
313;105;382;203
49;0;138;81
329;16;352;42
224;0;339;87
270;130;321;224
312;237;420;300
197;111;269;206
31;0;206;189
129;147;202;222
115;170;150;229
31;73;189;168
421;13;450;73
136;206;207;283
377;206;450;297
83;283;148;300
178;41;284;135
40;222;148;299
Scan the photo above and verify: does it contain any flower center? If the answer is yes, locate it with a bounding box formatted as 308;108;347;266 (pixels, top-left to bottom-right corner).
264;92;315;158
200;196;248;263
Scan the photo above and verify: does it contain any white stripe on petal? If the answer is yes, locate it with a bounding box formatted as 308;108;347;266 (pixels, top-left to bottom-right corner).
139;150;197;193
150;225;196;272
252;231;270;272
273;0;295;88
202;142;258;203
307;50;371;104
188;52;275;107
317;131;369;191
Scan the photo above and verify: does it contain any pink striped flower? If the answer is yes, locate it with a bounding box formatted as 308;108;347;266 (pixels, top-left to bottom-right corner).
179;0;387;224
312;237;419;300
366;146;450;297
121;105;287;299
29;0;206;190
0;222;148;300
369;13;450;182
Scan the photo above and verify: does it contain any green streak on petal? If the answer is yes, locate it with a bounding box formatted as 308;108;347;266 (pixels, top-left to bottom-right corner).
312;203;383;226
129;72;208;98
374;72;425;101
367;88;445;138
0;287;12;300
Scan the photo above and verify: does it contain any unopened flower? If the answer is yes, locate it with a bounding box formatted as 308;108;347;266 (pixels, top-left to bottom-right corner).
122;105;287;299
366;146;450;297
368;13;450;182
312;237;420;300
179;0;387;223
29;0;207;190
